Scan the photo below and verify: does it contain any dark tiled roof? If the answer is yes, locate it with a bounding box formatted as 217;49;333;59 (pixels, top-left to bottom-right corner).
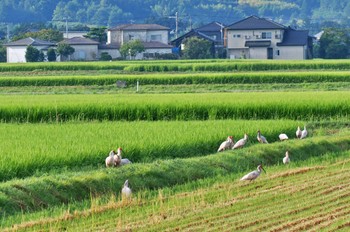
226;15;286;30
171;29;216;45
99;43;121;49
277;28;309;46
196;21;225;32
109;24;169;31
245;40;271;47
60;37;100;45
142;41;173;49
4;37;55;46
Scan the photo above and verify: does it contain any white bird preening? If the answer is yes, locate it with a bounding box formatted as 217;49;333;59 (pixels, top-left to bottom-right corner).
283;151;290;164
232;133;248;149
257;130;268;144
121;179;132;199
217;136;234;152
105;150;116;168
113;147;122;166
279;133;289;141
300;126;308;139
296;126;302;139
240;164;266;181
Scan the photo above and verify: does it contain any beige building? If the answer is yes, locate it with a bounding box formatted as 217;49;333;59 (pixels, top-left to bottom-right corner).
225;16;313;60
58;37;99;61
105;24;173;59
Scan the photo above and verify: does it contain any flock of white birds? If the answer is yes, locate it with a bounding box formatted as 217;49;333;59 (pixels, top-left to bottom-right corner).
104;126;308;199
218;126;308;181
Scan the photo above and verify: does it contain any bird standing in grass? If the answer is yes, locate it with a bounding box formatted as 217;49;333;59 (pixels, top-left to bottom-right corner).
105;150;116;168
283;151;290;164
296;126;302;139
217;136;234;152
300;126;308;139
257;130;268;144
113;147;122;166
232;133;248;149
240;164;266;181
279;133;289;141
121;179;132;199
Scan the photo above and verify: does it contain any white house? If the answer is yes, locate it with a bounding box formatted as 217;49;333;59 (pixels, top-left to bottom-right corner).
4;37;55;63
225;16;313;60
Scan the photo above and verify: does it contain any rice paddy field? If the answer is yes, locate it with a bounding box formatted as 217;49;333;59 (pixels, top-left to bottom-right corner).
0;59;349;231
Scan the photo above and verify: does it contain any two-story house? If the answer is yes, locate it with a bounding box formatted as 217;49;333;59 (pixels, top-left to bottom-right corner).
225;16;313;60
171;21;226;58
105;24;173;59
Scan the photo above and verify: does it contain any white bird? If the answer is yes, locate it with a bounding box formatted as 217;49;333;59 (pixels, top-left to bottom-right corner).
296;126;302;139
279;133;289;141
283;151;290;164
120;158;132;166
113;147;122;166
105;150;116;168
240;164;266;181
121;179;132;199
300;126;308;139
217;136;234;152
257;130;268;144
232;133;248;149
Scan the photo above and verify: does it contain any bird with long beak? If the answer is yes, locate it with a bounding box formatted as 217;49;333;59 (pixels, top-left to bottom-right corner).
240;164;266;181
283;151;290;164
113;147;122;166
257;130;268;144
296;126;302;139
300;126;308;139
217;136;234;152
121;179;132;199
232;133;248;149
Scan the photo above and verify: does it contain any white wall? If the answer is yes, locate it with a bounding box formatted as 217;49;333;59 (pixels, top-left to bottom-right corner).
276;46;306;60
98;49;121;59
7;46;27;63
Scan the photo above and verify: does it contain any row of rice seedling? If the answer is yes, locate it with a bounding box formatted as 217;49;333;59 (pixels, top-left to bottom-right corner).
0;71;349;87
2;59;350;72
0;119;300;182
1;134;349;225
0;92;348;122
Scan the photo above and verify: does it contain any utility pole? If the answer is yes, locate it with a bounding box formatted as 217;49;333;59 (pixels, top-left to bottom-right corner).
169;12;179;39
65;18;68;39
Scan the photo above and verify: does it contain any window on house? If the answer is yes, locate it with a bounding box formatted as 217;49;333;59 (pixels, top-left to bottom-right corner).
233;34;241;38
129;35;135;40
262;32;272;39
276;50;280;56
151;34;162;41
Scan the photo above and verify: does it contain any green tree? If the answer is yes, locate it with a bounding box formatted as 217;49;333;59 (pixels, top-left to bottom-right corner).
182;37;213;59
56;43;75;61
84;27;107;43
25;45;40;62
12;29;63;43
319;28;350;59
120;40;145;59
99;52;112;61
47;48;56;62
0;45;6;62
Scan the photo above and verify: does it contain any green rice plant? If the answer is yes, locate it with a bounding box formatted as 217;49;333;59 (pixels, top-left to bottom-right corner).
0;71;349;87
0;92;348;122
0;119;301;181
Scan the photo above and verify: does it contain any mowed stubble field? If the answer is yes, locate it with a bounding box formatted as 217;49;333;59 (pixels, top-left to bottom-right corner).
0;59;349;231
